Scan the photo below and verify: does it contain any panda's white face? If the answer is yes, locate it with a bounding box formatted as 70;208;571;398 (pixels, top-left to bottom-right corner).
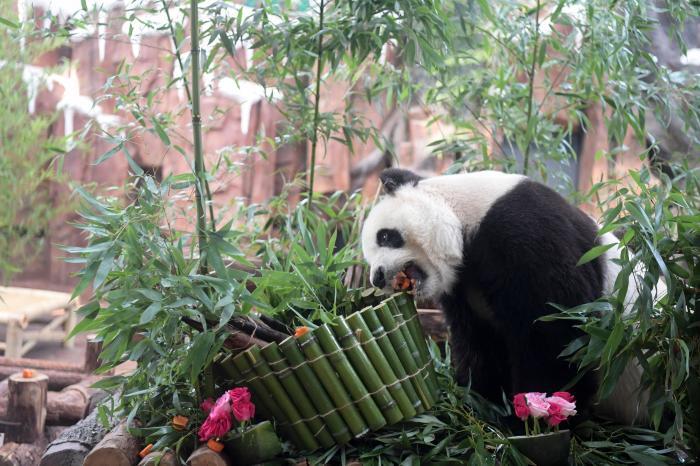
361;184;464;301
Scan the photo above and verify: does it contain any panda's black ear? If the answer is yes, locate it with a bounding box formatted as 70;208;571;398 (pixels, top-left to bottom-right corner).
379;168;423;194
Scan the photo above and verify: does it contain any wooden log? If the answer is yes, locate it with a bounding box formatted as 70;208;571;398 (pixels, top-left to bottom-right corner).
40;408;114;466
0;442;44;466
7;372;48;443
186;446;231;466
0;357;84;373
0;377;103;426
83;422;141;466
138;450;180;466
0;367;83;391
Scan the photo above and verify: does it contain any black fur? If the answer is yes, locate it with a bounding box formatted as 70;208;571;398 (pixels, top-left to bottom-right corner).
380;168;424;194
377;228;405;248
441;179;603;412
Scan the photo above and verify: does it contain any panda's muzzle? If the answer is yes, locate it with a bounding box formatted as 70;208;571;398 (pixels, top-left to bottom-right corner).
389;262;426;292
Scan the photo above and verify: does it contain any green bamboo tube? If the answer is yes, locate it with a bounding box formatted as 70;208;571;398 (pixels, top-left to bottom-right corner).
231;351;303;448
345;312;417;419
244;346;319;451
277;337;353;445
331;318;404;425
359;306;424;414
313;325;387;431
385;298;439;399
294;331;369;438
375;303;435;409
389;293;440;396
260;342;335;448
219;353;272;420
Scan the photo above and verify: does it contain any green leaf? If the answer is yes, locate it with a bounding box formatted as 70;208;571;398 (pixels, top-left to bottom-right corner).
151;116;171;146
93;249;116;289
139;301;161;325
577;243;615;266
0;16;19;28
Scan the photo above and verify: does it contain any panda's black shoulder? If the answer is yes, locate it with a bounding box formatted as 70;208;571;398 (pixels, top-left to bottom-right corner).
463;179;605;306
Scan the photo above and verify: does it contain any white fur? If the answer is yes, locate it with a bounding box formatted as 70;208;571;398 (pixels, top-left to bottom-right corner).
362;171;524;300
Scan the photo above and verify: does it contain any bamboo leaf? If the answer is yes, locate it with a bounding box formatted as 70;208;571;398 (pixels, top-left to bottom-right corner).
577;243;615;266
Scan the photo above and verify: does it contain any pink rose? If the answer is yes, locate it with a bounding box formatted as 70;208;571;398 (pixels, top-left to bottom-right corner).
200;398;215;414
546;403;568;427
524;392;550;418
552;391;575;403
198;396;232;441
229;387;252;405
546;395;577;417
513;393;529;420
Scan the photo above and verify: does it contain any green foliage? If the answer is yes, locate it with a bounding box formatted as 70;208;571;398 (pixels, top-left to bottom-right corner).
547;164;699;453
251;192;366;325
0;0;67;281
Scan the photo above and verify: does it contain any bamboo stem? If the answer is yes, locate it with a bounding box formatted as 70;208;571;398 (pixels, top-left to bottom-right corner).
522;0;541;176
307;0;325;204
190;0;208;260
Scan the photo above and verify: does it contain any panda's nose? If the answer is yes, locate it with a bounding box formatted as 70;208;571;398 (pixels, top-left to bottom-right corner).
372;268;386;288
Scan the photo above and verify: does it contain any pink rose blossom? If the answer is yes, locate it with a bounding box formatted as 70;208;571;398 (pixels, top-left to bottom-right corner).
200;398;215;414
546;403;568;427
552;391;575;403
524;392;550;418
513;393;529;420
198;396;232;441
546;395;577;416
230;387;255;422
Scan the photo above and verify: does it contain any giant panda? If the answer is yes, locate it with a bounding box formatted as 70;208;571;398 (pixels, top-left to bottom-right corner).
361;168;649;424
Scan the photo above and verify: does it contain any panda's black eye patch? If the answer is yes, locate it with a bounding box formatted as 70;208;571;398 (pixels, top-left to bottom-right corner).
377;228;404;248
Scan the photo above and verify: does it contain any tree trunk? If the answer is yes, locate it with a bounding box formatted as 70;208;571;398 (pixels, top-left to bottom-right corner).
83;422;141;466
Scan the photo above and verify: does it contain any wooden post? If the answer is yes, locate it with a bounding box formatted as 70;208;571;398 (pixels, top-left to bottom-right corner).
186;446;232;466
83;422;141;466
5;322;22;359
84;336;103;373
7;371;48;443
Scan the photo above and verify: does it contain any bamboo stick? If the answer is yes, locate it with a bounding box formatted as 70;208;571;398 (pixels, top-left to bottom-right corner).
375;303;435;409
391;294;439;395
386;299;437;399
278;337;353;445
218;354;273;421
331;318;404;425
243;346;319;451
294;331;369;437
345;312;417;419
359;307;423;414
230;352;303;447
260;343;336;448
312;325;387;431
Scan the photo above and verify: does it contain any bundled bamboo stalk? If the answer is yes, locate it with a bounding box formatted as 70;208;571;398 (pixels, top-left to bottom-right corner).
217;353;273;421
375;303;435;409
390;294;439;396
277;337;353;445
345;311;417;419
243;346;319;451
358;306;423;414
331;318;404;424
230;352;303;447
259;343;336;448
312;325;386;431
294;330;369;437
386;299;439;398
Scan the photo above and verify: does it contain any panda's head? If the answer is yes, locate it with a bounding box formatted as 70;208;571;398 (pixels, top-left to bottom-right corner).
361;169;465;301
